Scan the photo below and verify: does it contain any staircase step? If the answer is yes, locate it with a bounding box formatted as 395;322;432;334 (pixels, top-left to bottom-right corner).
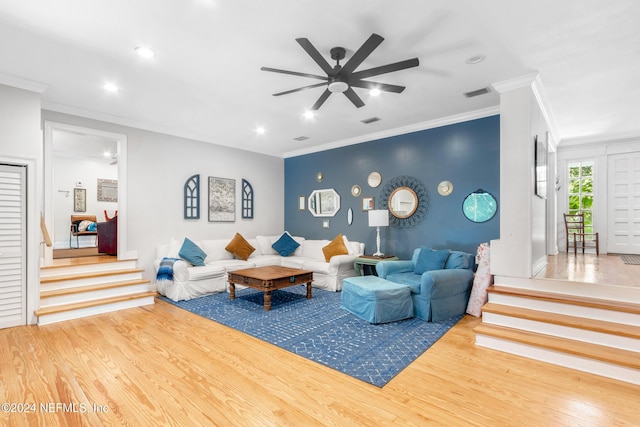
40;259;137;277
41;268;144;284
474;323;640;370
40;279;150;299
488;285;640;314
35;292;157;325
482;302;640;340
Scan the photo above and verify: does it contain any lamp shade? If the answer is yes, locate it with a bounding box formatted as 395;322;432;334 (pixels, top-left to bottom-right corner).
368;209;389;227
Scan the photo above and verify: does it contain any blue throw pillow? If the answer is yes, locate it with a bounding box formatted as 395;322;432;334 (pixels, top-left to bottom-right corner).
414;248;450;275
271;232;300;257
445;251;472;270
178;238;207;266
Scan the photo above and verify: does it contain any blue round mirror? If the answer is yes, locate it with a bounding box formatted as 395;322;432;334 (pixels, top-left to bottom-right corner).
462;189;497;223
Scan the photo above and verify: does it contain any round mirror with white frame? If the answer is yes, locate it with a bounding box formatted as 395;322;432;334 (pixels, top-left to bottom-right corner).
308;188;341;217
367;172;382;188
389;187;418;218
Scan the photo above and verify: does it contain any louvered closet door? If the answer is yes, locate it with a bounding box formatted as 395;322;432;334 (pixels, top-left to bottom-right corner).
0;164;26;328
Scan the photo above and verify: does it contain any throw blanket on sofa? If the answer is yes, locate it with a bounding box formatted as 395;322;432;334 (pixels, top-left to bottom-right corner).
156;257;180;284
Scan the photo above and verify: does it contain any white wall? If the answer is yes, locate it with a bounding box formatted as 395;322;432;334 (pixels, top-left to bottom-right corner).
0;83;43;325
42;110;285;282
490;75;551;278
52;155;117;248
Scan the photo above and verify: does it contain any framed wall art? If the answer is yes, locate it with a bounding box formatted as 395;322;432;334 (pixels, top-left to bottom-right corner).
362;197;374;211
97;179;118;202
73;188;86;212
208;177;236;222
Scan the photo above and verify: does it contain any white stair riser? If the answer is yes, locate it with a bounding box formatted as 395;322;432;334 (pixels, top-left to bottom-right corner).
40;261;138;278
488;293;640;326
475;334;640;386
37;297;155;326
40;284;150;308
40;273;144;291
494;276;640;303
482;312;640;352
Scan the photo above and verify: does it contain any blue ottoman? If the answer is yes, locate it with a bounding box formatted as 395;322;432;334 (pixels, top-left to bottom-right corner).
341;276;413;324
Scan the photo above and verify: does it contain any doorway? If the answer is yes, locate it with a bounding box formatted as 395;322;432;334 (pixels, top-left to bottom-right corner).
43;122;129;266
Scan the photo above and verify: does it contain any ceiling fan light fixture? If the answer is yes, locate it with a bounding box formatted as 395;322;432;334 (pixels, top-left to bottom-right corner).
369;87;381;96
328;81;349;93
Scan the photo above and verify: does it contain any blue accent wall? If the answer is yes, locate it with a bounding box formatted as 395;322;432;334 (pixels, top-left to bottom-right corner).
284;115;500;259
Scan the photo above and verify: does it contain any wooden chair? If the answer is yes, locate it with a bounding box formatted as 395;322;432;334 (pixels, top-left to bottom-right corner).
563;213;599;256
70;215;98;248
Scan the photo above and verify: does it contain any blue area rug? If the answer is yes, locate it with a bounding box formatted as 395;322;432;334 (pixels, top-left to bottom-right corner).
160;286;461;387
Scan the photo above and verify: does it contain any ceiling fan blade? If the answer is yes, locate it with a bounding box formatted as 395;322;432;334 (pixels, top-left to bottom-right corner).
311;89;332;111
343;87;365;108
273;82;327;96
349;80;406;93
261;67;328;81
295;38;335;76
351;58;420;80
341;33;384;75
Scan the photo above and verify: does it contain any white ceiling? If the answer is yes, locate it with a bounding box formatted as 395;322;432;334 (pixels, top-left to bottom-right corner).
1;0;639;158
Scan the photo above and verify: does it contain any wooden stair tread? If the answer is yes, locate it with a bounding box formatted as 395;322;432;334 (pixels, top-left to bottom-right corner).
40;256;126;271
40;279;150;298
488;285;640;314
482;302;640;339
34;292;157;316
474;323;640;370
40;268;144;284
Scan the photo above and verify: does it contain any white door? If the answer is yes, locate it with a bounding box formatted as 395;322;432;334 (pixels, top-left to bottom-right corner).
608;152;640;254
0;164;26;328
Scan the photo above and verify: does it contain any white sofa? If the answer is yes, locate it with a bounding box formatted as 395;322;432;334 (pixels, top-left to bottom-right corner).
153;234;365;301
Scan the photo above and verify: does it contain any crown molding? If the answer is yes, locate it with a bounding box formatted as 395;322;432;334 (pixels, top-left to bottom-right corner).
491;72;538;93
283;106;500;158
0;73;48;93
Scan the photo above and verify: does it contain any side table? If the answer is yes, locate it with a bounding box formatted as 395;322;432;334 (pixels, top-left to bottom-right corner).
354;255;399;276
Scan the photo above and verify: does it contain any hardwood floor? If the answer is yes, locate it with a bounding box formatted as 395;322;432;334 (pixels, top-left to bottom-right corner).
535;252;639;288
2;297;639;425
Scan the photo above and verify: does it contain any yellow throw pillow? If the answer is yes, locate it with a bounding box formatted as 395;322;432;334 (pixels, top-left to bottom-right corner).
225;233;255;261
322;234;349;262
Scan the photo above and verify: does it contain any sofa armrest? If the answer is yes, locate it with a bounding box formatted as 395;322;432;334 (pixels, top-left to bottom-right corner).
376;260;414;278
328;254;357;266
420;269;474;297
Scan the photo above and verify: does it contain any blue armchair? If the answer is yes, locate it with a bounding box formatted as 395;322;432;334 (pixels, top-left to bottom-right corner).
376;247;475;321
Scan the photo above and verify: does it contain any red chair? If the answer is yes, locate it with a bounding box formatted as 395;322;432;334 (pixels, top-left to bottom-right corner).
97;215;117;255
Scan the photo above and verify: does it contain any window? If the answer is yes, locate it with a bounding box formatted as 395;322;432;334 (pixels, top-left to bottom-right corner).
568;161;594;233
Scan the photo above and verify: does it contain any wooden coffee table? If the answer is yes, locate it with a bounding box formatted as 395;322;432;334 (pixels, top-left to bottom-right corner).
227;265;313;311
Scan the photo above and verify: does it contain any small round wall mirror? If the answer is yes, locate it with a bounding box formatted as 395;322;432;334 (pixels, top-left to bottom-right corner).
351;185;361;197
389;187;418;219
367;172;382;188
462;189;497;223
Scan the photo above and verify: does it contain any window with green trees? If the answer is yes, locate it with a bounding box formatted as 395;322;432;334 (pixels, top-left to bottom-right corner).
568;161;594;233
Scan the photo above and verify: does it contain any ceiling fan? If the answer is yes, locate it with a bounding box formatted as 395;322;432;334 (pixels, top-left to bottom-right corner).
261;33;419;111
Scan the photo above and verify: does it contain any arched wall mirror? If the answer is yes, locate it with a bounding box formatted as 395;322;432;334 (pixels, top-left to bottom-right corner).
379;176;428;228
308;189;341;217
389;187;418;218
462;189;498;223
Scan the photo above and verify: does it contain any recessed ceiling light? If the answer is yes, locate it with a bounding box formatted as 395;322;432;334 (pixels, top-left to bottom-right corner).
465;54;486;65
255;126;266;135
369;88;381;96
103;83;119;93
303;110;315;120
135;46;156;58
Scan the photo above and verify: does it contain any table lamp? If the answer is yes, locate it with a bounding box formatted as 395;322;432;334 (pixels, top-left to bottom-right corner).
368;209;389;257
